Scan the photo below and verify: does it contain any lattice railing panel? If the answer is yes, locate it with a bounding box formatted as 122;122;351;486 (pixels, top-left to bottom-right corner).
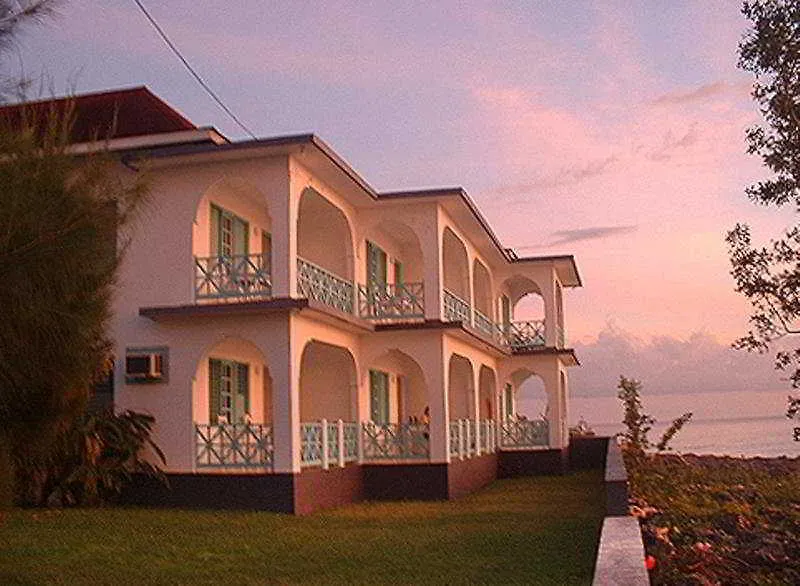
195;423;273;468
195;254;272;300
500;419;549;448
443;289;471;323
362;422;429;460
508;320;546;350
300;422;324;466
358;282;425;321
297;257;354;313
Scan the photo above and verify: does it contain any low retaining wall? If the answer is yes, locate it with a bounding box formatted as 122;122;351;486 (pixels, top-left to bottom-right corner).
593;516;650;585
592;439;650;585
569;435;609;470
498;448;568;477
604;440;630;516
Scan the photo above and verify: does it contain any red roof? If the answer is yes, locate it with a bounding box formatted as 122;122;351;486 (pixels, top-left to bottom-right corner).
0;86;196;142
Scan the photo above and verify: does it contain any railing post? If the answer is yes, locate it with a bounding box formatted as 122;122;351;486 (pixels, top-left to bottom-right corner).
337;419;345;468
321;418;329;470
458;419;465;460
496;419;502;450
357;422;365;464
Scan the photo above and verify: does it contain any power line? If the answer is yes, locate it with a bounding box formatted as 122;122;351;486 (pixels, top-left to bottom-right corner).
131;0;257;139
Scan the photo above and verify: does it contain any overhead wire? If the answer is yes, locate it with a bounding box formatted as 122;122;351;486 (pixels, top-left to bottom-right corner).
130;0;257;139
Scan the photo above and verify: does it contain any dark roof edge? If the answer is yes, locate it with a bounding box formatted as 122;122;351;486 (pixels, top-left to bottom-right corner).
132;133;379;201
134;140;582;285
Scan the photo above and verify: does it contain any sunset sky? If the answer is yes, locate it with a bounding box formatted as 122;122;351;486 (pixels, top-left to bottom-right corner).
11;1;794;395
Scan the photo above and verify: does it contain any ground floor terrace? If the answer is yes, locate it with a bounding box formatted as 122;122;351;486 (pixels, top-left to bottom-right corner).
118;311;576;513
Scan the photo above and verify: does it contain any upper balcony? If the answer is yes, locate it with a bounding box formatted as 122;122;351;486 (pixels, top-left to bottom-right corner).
183;178;570;351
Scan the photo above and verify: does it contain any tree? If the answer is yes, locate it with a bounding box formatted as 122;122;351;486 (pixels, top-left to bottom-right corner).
727;1;800;420
0;1;57;98
0;2;158;506
0;104;151;505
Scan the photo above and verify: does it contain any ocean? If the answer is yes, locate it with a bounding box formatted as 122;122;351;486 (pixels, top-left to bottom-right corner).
568;389;799;458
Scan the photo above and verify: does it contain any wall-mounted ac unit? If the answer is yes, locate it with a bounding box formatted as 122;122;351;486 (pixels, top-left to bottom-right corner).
126;352;164;381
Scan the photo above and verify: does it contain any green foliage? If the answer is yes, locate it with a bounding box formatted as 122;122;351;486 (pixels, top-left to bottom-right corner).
727;0;800;417
0;1;57;98
617;376;655;452
38;409;165;507
628;454;800;585
0;102;148;506
617;376;692;458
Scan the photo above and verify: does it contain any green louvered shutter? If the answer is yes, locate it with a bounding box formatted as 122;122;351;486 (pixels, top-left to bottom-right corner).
210;205;221;256
236;362;249;418
209;358;222;421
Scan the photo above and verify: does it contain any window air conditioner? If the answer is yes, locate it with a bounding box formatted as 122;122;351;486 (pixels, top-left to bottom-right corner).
126;353;163;380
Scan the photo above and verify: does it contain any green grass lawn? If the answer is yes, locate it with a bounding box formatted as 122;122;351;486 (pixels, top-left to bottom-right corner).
0;471;603;585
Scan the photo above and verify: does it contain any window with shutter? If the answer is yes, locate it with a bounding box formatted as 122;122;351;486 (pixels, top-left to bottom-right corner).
370;369;390;424
210;204;249;258
366;241;387;286
209;358;250;423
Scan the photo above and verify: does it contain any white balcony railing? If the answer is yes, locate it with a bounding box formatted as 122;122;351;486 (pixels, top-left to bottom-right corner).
195;422;274;469
361;422;429;460
297;257;354;314
443;289;471;323
300;419;359;469
358;282;425;321
449;419;497;459
500;418;549;448
195;254;272;301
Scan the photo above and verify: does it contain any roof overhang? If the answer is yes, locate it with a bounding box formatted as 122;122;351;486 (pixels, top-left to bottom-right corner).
510;255;582;288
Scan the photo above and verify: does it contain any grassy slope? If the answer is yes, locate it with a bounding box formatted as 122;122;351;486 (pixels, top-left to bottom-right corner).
0;471;603;586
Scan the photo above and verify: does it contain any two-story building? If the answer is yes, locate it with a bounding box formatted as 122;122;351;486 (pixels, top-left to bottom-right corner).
6;87;582;514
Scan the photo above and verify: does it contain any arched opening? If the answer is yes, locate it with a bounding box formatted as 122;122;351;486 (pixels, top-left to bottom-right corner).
501;275;546;349
299;340;356;422
472;260;493;334
366;349;428;424
193;337;273;468
514;370;548;421
478;365;497;420
448;354;474;420
442;228;470;321
297;187;354;280
193;178;272;301
500;368;549;448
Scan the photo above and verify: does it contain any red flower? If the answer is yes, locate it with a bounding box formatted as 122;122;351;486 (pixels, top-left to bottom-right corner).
645;555;657;570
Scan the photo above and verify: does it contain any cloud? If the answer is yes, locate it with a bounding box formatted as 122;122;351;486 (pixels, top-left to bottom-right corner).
546;225;637;246
482;155;619;200
646;123;700;161
651;81;751;105
568;325;784;398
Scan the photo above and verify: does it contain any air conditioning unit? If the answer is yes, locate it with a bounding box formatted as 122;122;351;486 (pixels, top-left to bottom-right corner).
126;352;163;380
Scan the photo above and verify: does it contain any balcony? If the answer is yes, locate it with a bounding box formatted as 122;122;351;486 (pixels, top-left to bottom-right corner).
195;254;272;301
500;418;548;448
297;257;355;314
358;282;425;321
443;289;471;323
